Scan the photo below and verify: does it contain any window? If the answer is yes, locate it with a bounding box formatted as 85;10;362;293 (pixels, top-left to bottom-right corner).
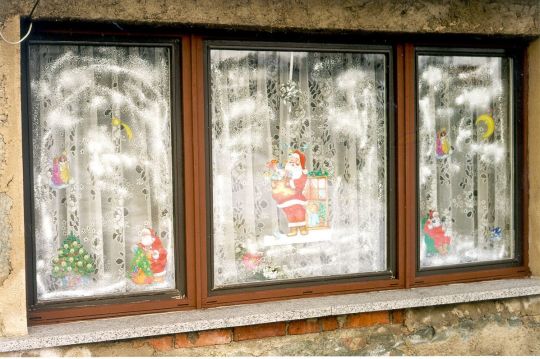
417;51;516;269
22;25;529;323
207;45;393;291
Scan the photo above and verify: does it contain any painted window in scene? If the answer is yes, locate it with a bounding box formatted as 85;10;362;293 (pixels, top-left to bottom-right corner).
417;53;516;269
208;47;390;288
28;44;177;302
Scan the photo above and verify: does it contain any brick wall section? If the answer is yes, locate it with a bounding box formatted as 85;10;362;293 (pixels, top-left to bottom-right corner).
131;309;405;351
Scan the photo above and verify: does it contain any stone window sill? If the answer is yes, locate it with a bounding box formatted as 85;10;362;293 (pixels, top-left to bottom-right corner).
2;277;540;353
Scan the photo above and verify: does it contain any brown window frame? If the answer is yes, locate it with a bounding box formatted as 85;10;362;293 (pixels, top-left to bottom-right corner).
403;43;530;287
21;20;530;325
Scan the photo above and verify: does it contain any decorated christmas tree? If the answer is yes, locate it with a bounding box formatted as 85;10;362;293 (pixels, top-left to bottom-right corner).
130;246;153;284
52;233;95;278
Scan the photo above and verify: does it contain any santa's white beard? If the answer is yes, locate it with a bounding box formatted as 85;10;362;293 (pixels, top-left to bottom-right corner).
285;162;303;180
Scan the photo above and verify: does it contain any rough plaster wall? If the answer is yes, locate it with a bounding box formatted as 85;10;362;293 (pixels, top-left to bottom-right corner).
0;16;27;337
529;38;540;276
8;296;540;356
0;0;539;35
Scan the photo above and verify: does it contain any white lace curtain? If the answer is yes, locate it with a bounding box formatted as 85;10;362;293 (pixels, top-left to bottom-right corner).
29;44;176;301
210;49;388;288
417;55;514;268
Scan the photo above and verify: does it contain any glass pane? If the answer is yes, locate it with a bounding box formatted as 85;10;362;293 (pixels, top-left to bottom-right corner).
29;44;177;301
209;48;388;288
417;54;514;269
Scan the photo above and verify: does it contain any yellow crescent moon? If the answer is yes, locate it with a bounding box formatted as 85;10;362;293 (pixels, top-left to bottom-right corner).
476;114;495;139
111;116;133;140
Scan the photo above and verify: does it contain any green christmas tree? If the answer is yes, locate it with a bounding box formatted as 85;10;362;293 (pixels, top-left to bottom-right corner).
52;233;95;278
130;246;154;284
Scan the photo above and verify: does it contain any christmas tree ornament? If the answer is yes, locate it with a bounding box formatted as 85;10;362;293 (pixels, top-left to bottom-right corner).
422;210;451;255
435;128;452;159
476;114;495;140
241;252;263;270
279;52;303;108
130;228;168;285
51;233;95;288
111;115;133;140
50;151;75;189
489;226;502;241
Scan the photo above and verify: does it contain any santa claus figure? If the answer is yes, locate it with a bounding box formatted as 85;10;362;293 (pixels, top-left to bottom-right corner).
135;228;168;282
423;210;451;255
271;150;309;236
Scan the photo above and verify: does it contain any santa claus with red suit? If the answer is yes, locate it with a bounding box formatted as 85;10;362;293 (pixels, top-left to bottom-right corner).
135;228;168;282
271;150;309;236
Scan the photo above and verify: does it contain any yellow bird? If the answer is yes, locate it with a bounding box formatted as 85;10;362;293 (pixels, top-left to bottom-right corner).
476;114;495;140
111;116;133;140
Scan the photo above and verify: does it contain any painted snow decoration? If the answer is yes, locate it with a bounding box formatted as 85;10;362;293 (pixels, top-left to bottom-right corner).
417;54;514;269
435;128;452;159
50;151;75;189
130;228;168;285
476;114;495;140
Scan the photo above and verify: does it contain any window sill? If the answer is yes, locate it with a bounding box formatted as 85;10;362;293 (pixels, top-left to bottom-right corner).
2;277;540;353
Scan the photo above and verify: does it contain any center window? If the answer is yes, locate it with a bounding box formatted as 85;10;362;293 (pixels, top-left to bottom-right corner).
207;44;393;289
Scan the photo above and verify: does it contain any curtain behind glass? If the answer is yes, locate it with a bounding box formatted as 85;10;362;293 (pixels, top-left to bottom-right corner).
210;49;388;288
29;44;176;301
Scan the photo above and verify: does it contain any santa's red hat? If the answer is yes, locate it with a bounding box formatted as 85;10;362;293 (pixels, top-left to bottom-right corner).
292;150;306;169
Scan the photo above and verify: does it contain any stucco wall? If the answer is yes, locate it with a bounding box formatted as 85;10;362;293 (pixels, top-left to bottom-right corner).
528;38;540;276
0;16;26;337
0;0;539;35
0;0;539;354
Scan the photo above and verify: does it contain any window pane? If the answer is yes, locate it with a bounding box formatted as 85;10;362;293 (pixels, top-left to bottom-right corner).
29;44;177;301
417;54;514;269
209;48;388;288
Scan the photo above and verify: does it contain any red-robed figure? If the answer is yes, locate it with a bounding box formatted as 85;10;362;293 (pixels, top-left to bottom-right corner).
423;210;451;255
137;228;168;282
271;150;309;236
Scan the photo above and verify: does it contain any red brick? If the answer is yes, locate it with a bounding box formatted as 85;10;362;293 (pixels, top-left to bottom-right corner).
145;336;174;352
321;316;339;332
288;319;320;335
175;329;232;348
343;311;390;329
233;322;287;341
391;310;406;324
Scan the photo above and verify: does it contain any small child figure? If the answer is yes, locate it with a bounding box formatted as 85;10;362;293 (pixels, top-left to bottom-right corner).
307;202;320;227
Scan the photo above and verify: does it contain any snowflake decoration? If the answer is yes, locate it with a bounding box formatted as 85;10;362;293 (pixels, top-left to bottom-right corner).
279;80;301;105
